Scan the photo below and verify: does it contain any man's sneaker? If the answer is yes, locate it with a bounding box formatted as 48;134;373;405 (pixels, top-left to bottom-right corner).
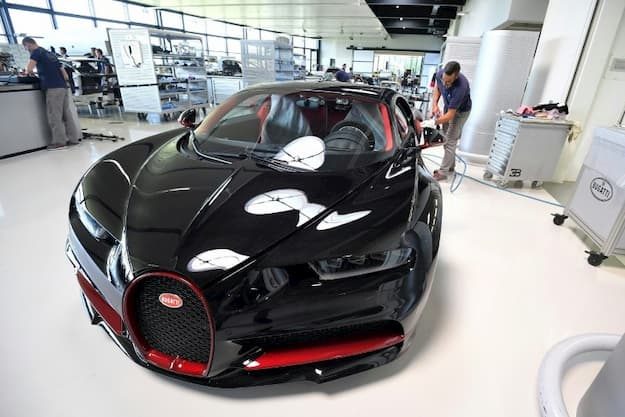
433;168;454;175
67;141;81;147
46;143;68;151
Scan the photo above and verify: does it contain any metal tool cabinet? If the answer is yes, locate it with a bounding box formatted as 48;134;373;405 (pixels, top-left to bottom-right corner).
483;114;573;188
553;127;625;266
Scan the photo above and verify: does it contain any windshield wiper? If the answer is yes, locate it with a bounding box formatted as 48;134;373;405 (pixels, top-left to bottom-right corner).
247;152;303;172
189;132;233;165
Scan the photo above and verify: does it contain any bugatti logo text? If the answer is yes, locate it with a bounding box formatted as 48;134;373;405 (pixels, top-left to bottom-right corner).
590;178;613;202
159;293;183;309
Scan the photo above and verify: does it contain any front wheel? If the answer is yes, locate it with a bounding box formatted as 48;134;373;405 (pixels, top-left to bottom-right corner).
420;186;442;257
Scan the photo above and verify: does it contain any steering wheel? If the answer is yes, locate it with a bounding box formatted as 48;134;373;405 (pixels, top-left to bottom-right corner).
326;120;376;151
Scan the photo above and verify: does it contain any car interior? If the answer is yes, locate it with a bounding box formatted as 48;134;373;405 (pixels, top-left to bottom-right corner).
206;92;398;154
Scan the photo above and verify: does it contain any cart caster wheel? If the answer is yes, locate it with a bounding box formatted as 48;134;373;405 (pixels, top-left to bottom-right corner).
552;213;567;226
483;171;493;180
513;180;524;188
531;181;543;189
496;179;509;188
586;251;608;267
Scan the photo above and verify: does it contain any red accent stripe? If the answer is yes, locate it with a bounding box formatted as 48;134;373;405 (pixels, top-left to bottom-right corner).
76;271;124;335
145;349;207;377
244;331;404;371
122;271;215;378
379;103;394;151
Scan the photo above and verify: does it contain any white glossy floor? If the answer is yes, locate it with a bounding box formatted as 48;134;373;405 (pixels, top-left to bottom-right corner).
1;117;624;417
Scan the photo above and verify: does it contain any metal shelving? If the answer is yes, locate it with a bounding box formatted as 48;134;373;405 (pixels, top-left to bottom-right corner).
110;28;210;119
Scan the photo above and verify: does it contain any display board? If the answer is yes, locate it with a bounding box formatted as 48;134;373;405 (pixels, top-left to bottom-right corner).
108;28;156;86
120;85;161;113
352;50;374;75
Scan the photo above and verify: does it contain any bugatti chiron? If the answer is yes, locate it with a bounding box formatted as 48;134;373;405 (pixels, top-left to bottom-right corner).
66;82;442;387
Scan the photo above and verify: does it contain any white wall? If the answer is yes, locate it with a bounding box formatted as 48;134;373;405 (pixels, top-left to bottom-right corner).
522;0;597;105
563;2;625;179
506;0;548;26
454;0;547;36
319;35;443;69
524;0;625;181
454;0;511;36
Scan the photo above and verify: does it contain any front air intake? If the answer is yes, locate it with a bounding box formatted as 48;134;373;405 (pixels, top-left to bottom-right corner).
123;271;214;377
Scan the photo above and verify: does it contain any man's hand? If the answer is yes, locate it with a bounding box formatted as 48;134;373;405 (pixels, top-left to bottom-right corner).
421;119;437;129
431;104;441;118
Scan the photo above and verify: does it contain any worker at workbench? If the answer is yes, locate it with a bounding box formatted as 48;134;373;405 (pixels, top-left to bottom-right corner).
431;60;472;181
22;37;81;150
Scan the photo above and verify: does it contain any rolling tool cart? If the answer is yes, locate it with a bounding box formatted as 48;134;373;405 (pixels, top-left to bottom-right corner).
552;127;625;266
483;114;573;188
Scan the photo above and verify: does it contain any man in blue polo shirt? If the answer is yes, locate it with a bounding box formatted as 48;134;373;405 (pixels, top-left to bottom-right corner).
431;61;472;181
22;37;81;150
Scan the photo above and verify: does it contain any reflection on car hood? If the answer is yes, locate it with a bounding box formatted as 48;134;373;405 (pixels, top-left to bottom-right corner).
123;139;385;277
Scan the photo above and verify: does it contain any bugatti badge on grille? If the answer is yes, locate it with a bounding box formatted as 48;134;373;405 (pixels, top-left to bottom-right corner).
159;293;183;309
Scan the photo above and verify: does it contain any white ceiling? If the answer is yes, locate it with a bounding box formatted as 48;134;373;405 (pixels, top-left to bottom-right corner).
138;0;389;39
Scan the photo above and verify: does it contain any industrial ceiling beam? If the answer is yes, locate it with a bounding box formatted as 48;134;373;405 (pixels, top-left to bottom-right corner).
369;6;457;19
386;27;445;35
380;18;449;29
366;0;465;6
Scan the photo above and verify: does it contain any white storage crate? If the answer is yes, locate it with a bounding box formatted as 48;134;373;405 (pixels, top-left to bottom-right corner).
553;127;625;266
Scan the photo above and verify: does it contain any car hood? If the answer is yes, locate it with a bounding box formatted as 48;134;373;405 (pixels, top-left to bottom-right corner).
123;139;386;278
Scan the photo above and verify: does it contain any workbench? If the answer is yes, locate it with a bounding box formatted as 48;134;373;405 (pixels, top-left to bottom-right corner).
0;83;51;158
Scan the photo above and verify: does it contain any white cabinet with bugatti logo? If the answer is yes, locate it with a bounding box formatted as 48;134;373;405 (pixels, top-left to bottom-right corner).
553;127;625;266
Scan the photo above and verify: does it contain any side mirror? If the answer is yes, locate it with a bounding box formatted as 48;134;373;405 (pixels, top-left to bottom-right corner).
178;108;197;129
419;127;446;150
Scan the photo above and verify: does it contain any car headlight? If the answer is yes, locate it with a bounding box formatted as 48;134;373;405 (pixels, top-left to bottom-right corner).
310;248;413;280
76;204;109;240
74;186;110;241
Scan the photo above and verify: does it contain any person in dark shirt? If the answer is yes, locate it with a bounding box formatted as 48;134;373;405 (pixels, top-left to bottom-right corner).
84;47;96;58
431;61;472;181
22;37;81;150
95;48;112;75
335;69;350;82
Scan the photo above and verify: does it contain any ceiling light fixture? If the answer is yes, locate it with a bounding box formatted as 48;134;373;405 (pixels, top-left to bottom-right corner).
395;5;399;8
402;26;406;30
399;17;403;21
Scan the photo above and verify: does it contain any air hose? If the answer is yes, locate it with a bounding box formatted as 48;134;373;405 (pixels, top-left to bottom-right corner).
537;334;621;417
421;152;565;208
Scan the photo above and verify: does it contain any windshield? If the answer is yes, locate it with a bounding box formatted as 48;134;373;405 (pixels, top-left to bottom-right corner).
194;89;396;171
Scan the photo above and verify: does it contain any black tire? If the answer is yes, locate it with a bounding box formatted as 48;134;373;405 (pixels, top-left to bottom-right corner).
553;214;566;226
420;186;442;257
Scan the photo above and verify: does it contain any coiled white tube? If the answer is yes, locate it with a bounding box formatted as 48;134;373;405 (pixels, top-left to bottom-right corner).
538;333;621;417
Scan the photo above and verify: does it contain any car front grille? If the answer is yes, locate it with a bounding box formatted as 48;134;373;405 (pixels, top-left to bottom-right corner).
235;320;401;349
131;275;212;364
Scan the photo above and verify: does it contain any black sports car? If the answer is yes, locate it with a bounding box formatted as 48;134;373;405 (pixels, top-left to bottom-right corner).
66;82;442;387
